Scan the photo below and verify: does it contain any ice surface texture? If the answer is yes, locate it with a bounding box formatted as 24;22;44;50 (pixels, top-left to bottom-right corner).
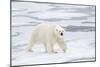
11;1;96;66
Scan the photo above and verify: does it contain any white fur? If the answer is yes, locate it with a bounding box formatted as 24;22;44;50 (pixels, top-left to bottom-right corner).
27;23;66;53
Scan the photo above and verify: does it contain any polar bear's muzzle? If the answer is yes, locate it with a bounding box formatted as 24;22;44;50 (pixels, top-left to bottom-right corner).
60;32;63;36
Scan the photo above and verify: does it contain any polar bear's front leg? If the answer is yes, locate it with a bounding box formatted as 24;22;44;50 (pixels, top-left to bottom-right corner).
45;42;54;53
57;39;66;53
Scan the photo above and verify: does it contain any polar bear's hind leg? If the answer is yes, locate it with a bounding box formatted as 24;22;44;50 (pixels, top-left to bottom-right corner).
26;35;36;52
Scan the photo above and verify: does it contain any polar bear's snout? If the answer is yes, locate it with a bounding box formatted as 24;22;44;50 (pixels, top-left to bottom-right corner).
60;32;63;36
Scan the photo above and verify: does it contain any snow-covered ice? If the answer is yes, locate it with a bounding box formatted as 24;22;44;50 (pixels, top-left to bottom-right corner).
11;1;96;66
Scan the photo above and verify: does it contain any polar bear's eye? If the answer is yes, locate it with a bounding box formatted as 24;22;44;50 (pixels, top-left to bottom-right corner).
59;31;61;32
56;29;58;31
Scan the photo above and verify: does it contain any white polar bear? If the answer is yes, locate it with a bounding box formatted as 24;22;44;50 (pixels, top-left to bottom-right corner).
27;23;66;53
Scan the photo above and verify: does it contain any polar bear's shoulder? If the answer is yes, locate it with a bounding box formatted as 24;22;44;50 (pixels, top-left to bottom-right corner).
36;23;64;31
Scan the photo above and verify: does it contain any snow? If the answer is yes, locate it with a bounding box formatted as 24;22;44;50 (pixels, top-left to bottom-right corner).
12;31;95;66
11;1;96;66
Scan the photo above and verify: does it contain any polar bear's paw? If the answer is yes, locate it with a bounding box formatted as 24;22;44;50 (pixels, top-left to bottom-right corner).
45;50;58;54
63;49;66;53
26;49;33;52
52;51;58;54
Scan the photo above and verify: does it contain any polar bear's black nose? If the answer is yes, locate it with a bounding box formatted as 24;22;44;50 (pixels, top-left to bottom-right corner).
61;33;63;36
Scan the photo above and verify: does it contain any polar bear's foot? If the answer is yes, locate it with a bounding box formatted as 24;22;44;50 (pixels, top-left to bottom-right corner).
51;51;58;53
45;50;58;54
63;49;66;53
27;49;33;52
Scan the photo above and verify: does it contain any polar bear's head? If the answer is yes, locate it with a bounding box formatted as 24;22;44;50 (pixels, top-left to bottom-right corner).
54;25;65;38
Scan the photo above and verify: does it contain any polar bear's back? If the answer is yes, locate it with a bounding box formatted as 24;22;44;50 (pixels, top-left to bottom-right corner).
33;23;55;41
36;23;54;33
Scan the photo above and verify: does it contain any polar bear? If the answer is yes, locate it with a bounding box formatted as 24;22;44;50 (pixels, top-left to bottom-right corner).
27;23;66;53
